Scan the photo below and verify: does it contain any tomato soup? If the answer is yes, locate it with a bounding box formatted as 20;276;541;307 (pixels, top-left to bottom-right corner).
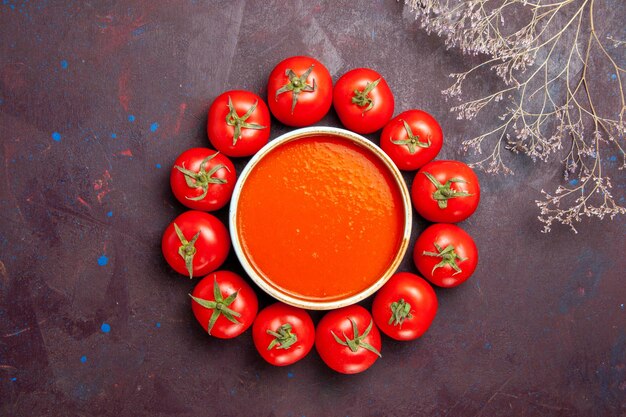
235;134;407;304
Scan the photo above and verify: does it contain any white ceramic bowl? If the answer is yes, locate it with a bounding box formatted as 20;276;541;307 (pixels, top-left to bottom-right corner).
229;126;412;310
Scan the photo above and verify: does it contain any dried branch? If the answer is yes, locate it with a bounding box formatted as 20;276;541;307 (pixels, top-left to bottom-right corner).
405;0;625;232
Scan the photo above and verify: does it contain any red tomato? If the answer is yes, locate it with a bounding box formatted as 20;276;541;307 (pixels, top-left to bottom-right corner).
411;160;480;223
252;303;315;366
267;56;332;127
170;148;236;211
413;223;478;288
190;271;258;339
315;305;381;374
207;90;271;157
161;211;230;279
380;110;443;171
333;68;394;134
372;272;438;341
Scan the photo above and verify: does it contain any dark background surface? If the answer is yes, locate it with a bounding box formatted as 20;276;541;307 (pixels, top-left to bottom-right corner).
1;1;625;416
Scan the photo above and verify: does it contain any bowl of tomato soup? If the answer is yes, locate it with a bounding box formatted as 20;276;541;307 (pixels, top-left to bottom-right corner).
230;127;411;310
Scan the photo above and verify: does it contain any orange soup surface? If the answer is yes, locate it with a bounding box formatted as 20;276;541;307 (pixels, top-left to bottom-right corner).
237;135;405;302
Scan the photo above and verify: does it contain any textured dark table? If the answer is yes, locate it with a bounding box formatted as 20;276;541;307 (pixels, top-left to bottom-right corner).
1;1;625;416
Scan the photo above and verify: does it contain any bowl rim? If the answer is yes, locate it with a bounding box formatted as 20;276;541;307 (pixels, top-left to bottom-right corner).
229;126;412;310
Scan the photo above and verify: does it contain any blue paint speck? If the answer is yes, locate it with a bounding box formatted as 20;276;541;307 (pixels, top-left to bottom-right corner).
97;255;108;266
569;179;579;186
133;26;146;36
150;122;159;132
128;114;135;122
80;355;87;363
484;342;493;350
611;73;617;80
156;322;161;328
51;132;61;142
287;371;295;378
155;163;161;169
609;155;617;162
106;211;113;217
101;323;111;333
60;60;68;69
10;377;16;381
111;133;117;139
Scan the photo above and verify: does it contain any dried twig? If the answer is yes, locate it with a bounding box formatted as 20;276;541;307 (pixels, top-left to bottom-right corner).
405;0;625;232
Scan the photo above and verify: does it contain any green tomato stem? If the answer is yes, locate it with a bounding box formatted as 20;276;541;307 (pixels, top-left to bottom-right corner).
330;318;381;357
175;152;229;202
189;276;241;335
275;65;317;114
423;242;467;275
423;172;473;209
391;120;431;154
225;96;266;145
